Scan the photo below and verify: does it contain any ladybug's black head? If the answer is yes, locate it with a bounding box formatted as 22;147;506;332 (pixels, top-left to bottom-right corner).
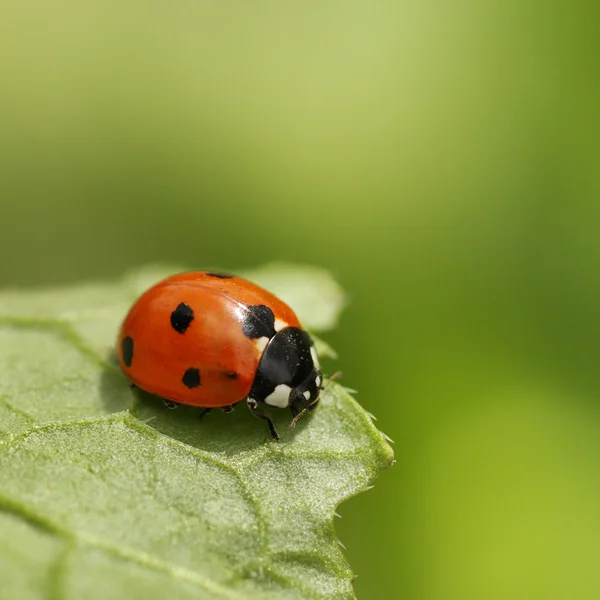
288;366;323;413
248;327;322;414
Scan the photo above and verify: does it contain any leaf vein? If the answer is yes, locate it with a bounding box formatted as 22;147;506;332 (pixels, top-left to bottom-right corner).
0;496;250;600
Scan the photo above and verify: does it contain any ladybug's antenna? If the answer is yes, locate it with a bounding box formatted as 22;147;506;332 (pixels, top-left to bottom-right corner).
289;372;343;430
289;406;310;429
323;371;342;388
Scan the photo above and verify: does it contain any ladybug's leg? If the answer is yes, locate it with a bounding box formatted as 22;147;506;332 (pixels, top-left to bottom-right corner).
221;404;236;414
163;400;179;409
198;408;212;420
247;398;280;441
308;398;320;412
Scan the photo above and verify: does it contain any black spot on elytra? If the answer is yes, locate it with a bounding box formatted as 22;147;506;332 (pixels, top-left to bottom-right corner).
170;302;194;334
241;305;276;339
206;272;234;279
182;367;201;389
223;371;239;380
121;336;134;367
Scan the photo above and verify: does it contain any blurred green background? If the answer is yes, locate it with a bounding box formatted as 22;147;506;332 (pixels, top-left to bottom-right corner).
1;1;599;598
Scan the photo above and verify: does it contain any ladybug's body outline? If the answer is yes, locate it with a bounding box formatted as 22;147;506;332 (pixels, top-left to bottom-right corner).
118;271;322;439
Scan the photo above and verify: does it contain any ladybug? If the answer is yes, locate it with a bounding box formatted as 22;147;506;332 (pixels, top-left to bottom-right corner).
117;271;323;439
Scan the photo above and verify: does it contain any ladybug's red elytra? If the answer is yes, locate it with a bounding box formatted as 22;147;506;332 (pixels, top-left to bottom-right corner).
117;271;323;439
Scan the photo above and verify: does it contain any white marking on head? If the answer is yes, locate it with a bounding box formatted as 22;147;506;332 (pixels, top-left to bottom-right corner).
310;346;320;368
315;375;322;388
254;337;269;353
303;390;311;401
274;318;288;332
264;384;292;408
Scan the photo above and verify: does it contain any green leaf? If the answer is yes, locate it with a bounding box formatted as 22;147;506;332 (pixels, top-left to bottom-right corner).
0;265;393;600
